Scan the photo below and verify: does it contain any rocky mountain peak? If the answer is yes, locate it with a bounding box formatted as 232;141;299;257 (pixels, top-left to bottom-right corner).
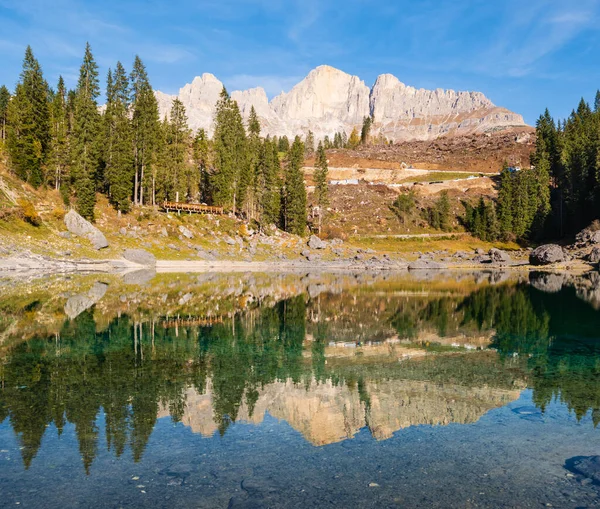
155;65;526;141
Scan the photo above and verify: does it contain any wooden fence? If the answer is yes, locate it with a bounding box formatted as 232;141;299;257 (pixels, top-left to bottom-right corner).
162;201;225;215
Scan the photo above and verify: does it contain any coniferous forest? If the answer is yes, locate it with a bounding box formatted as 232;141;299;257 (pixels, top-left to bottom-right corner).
2;44;600;242
464;98;600;242
0;44;310;234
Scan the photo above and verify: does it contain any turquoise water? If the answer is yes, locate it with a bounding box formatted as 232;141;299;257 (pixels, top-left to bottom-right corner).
0;271;599;507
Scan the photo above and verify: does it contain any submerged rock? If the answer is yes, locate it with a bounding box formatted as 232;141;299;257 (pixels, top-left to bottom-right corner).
529;244;567;266
64;210;108;250
565;456;600;485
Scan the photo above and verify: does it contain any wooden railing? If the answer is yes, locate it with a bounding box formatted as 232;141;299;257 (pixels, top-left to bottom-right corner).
162;201;225;215
161;317;224;328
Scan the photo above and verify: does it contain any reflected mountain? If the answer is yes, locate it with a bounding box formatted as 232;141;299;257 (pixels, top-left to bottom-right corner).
1;271;599;472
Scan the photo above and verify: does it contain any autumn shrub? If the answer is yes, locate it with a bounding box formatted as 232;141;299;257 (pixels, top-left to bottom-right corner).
17;199;41;226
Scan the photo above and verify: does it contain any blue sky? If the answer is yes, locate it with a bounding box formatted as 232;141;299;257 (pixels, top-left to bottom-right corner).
1;0;599;124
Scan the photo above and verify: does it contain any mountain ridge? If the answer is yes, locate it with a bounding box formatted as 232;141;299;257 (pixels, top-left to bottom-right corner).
155;65;526;142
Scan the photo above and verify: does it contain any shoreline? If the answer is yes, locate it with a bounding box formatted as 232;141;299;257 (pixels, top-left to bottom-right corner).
0;254;595;276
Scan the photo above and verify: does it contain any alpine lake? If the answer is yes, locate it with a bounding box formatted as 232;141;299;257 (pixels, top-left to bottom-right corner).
1;269;600;508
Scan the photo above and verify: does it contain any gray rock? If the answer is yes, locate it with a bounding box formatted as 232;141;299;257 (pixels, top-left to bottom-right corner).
408;259;442;270
119;227;127;235
178;225;194;239
489;248;511;264
565;456;600;485
179;293;193;305
167;244;180;251
529;244;567;266
64;209;108;250
473;254;492;264
588;246;600;264
308;235;326;249
223;236;236;246
122;249;156;267
306;253;321;262
64;282;109;319
575;225;600;247
161;227;168;238
300;249;311;257
58;231;71;239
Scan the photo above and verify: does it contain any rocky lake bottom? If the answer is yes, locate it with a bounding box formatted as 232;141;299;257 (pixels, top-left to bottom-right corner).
0;269;599;508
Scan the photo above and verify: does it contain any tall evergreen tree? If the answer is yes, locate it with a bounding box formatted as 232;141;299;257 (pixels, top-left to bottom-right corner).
103;62;134;213
164;98;191;201
131;56;160;206
71;42;101;219
0;85;9;141
245;105;261;219
283;136;307;235
256;137;281;227
48;76;69;192
192;128;211;203
313;141;329;234
211;87;249;213
7;46;50;187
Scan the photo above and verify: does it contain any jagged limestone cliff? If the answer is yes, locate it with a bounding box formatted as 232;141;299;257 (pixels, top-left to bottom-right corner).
155;65;526;142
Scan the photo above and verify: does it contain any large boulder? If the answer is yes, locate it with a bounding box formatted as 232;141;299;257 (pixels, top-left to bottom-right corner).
308;235;326;250
122;249;156;267
529;244;567;266
64;209;108;250
489;248;511;264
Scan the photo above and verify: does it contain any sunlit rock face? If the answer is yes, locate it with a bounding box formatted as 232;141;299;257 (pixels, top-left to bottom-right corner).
155;65;526;141
161;377;521;446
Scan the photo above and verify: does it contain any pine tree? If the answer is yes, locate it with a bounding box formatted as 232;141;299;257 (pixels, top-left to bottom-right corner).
211;87;249;213
0;85;9;141
323;135;331;149
131;56;160;206
283;136;307;235
348;127;360;149
497;164;514;237
165;98;191;201
7;46;50;187
278;135;290;153
245;105;261;219
313;141;329;234
192;128;210;203
360;116;372;145
305;130;314;156
48;76;69;192
256;137;281;227
595;90;600;113
341;130;348;148
71;43;101;219
103;62;134;213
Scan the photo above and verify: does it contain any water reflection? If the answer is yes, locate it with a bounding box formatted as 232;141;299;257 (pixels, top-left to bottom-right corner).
0;270;599;474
